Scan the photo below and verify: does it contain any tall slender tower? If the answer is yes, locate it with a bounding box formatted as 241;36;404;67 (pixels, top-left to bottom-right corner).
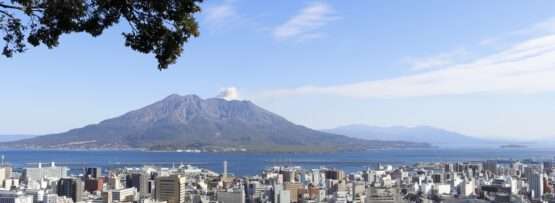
223;160;228;178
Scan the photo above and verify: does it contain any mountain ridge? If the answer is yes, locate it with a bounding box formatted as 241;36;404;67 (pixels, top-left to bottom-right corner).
5;95;431;152
323;124;497;147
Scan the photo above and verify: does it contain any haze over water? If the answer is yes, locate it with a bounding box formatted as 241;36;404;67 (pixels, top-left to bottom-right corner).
2;148;554;176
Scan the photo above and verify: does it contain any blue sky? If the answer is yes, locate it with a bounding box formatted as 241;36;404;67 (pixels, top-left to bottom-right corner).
2;0;555;140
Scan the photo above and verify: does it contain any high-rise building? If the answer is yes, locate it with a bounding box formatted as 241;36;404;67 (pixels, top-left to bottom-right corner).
484;160;498;174
57;178;83;202
85;167;102;179
543;160;553;173
0;167;11;188
126;173;149;195
530;171;544;200
324;169;345;181
154;175;186;203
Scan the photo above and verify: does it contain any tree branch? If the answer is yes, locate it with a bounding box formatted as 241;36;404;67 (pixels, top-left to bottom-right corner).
0;3;44;12
0;3;24;10
0;9;14;18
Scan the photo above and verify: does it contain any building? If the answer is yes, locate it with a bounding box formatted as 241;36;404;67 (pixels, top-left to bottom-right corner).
485;160;498;174
85;168;102;179
352;181;366;201
0;191;33;203
333;191;348;203
216;190;245;203
85;178;104;193
154;175;186;203
24;163;68;183
529;171;543;200
480;184;511;203
102;188;137;203
460;179;475;197
25;190;45;203
279;170;297;183
273;186;290;203
43;194;73;203
324;169;345;181
57;178;83;202
433;184;451;195
3;178;18;190
101;191;112;203
0;167;12;188
113;188;137;202
107;174;123;190
366;187;401;203
431;174;444;184
284;182;303;203
126;173;149;195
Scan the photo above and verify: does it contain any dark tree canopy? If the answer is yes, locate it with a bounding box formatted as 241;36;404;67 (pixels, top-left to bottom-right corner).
0;0;203;70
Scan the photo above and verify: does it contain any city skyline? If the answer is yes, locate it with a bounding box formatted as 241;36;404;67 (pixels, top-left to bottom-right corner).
0;152;553;203
2;1;555;140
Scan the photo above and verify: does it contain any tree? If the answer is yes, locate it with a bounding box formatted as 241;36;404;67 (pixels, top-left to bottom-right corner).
0;0;202;70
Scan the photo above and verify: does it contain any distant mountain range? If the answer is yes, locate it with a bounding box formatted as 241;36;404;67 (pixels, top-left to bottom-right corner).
323;124;499;147
0;135;37;142
4;95;430;152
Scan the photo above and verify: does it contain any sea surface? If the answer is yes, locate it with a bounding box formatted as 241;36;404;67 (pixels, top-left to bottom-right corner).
0;148;554;176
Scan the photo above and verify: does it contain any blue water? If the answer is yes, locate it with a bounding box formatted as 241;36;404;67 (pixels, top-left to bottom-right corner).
0;148;554;176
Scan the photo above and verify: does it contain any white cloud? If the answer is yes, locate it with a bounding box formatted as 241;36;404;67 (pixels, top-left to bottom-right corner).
203;1;239;28
404;49;470;71
273;2;337;40
480;17;555;46
264;34;555;98
217;87;240;101
513;17;555;36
